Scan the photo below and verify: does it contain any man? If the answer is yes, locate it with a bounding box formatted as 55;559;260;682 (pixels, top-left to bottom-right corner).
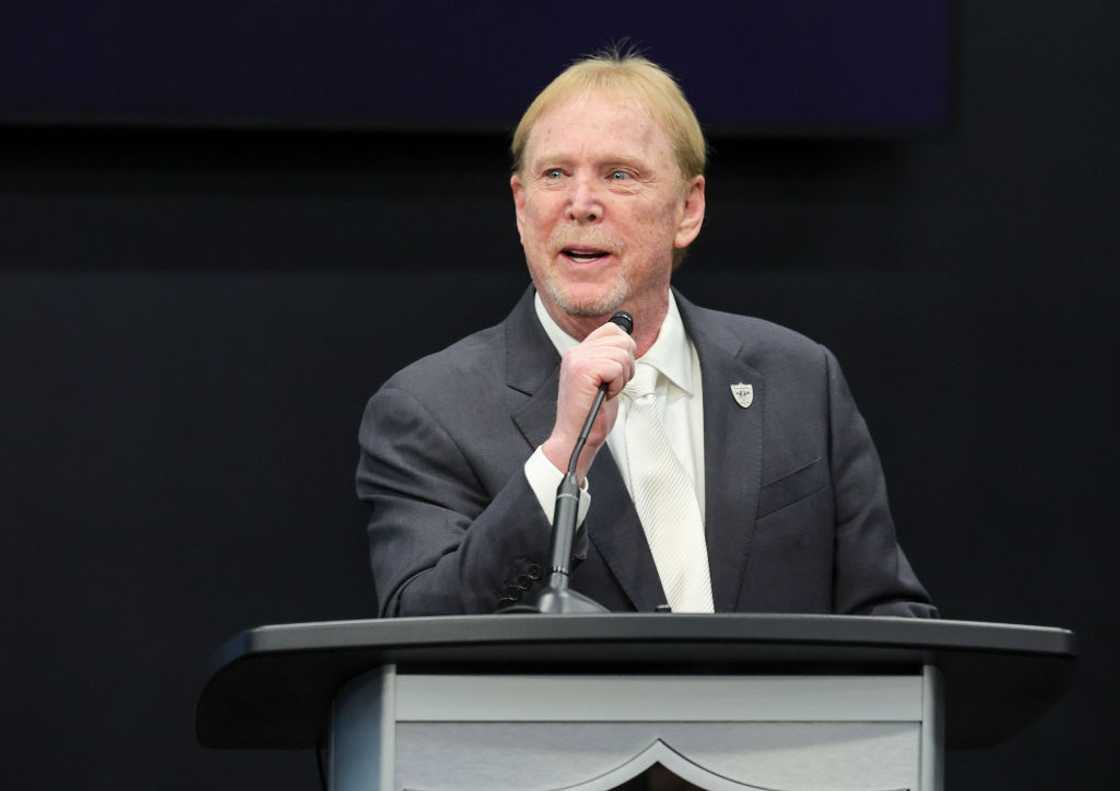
356;52;936;618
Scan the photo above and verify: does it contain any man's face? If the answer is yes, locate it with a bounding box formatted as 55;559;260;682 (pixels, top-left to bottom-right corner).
511;90;704;324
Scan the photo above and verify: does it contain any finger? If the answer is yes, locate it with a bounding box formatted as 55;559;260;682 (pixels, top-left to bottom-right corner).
596;359;633;398
571;335;633;363
585;321;627;340
585;323;636;349
584;347;634;380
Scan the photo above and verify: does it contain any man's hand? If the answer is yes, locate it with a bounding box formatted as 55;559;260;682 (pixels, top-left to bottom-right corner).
541;322;637;482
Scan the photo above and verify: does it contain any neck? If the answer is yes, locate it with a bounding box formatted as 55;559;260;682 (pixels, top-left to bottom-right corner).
546;288;670;358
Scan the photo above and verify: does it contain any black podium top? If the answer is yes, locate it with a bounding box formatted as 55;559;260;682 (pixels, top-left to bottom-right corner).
196;614;1075;751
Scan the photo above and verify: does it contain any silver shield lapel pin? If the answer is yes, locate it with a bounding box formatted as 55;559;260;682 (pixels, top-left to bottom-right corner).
730;382;754;409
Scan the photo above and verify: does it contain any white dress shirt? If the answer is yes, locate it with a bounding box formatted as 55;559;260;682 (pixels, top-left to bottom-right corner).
523;291;707;525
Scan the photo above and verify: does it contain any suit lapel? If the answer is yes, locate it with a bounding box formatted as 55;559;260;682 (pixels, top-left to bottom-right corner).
505;287;561;411
677;292;765;612
506;288;666;611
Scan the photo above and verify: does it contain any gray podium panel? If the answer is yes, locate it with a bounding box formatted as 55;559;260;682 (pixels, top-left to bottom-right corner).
395;674;923;722
329;666;395;791
396;722;918;791
329;665;942;791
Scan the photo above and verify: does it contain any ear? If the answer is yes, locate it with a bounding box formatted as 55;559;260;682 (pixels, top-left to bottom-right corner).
673;175;706;250
511;173;526;243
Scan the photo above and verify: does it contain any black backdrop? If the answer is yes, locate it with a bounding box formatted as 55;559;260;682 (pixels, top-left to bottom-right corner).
1;2;1116;789
1;2;948;132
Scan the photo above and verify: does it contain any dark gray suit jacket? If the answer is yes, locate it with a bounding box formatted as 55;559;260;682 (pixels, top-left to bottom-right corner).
356;288;936;617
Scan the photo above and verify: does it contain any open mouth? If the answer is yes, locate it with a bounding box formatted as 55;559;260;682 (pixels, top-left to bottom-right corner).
561;247;611;263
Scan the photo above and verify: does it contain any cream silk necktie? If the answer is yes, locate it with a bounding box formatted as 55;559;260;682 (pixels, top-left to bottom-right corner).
623;361;714;613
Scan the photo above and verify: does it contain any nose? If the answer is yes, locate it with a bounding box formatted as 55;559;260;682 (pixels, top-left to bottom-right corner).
566;173;602;224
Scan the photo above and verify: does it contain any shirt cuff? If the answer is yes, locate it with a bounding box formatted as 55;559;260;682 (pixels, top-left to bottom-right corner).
524;446;591;528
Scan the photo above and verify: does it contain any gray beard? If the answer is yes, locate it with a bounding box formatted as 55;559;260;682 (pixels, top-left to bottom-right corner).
541;269;629;319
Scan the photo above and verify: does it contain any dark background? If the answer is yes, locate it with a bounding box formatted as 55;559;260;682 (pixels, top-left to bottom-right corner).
2;1;947;132
1;2;1115;790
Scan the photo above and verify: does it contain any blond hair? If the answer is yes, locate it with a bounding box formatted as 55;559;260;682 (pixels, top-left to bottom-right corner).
511;48;707;181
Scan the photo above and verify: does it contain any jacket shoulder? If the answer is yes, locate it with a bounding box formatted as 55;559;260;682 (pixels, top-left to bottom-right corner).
691;304;830;370
379;322;507;404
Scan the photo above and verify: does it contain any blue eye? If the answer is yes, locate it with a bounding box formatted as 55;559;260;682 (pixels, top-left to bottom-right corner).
609;170;629;180
544;168;563;179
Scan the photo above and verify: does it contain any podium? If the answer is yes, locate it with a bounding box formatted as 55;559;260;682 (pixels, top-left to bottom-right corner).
197;615;1075;791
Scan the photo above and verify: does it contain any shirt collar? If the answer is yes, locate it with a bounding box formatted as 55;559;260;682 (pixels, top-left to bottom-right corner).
533;290;696;397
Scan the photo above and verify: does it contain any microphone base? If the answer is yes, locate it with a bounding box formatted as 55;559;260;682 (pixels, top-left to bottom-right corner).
529;585;610;614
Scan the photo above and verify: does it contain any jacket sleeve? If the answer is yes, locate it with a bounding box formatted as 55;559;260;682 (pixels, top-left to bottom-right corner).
356;383;554;616
824;348;939;618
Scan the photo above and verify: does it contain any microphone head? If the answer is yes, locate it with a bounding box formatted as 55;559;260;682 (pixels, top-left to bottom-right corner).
609;311;634;335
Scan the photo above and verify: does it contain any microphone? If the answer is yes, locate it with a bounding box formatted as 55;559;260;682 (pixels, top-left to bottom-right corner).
525;311;633;614
607;310;634;335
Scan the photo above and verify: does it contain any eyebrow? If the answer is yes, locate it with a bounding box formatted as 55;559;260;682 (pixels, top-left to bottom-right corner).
531;154;649;171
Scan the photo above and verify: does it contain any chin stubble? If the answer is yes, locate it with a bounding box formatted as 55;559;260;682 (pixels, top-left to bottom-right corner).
543;268;629;318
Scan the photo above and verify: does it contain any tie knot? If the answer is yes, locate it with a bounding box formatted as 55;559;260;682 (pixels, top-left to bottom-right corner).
624;362;660;400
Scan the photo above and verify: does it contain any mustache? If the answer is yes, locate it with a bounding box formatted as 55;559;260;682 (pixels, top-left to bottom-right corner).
548;228;622;255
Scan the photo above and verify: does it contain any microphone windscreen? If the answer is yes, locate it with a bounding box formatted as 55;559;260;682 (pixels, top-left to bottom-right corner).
610;311;634;335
